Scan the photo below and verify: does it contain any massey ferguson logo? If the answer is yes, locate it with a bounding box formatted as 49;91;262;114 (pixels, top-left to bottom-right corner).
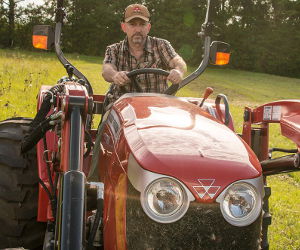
192;179;220;199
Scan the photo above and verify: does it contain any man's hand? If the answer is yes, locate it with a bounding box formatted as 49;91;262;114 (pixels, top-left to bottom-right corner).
102;64;131;85
112;71;130;86
167;69;183;84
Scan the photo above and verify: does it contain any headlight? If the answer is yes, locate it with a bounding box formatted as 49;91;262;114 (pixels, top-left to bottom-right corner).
141;178;189;223
218;182;262;227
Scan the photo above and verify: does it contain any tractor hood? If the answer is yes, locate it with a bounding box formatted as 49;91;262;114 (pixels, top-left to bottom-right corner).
114;94;261;201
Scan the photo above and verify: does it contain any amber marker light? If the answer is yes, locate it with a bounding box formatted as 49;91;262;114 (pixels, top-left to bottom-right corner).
215;52;230;65
32;35;48;50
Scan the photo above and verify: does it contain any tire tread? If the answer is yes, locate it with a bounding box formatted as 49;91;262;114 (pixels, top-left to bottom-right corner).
0;117;45;249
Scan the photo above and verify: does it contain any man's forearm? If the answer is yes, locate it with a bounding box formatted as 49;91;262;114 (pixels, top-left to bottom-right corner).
170;55;187;76
102;64;118;82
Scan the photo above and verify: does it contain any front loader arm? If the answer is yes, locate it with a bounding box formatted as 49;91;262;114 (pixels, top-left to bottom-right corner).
22;81;93;249
242;100;300;175
57;83;90;249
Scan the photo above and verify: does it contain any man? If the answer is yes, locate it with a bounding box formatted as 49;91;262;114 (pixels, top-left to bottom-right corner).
88;4;187;181
102;3;187;101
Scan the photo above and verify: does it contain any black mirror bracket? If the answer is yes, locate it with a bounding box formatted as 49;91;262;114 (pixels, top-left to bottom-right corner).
56;0;65;23
197;22;214;39
55;7;65;24
200;22;214;37
53;0;93;95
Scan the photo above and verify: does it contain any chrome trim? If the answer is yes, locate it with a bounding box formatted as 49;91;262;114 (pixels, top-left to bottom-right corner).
216;176;264;227
127;154;195;202
141;177;190;223
127;153;195;223
88;182;104;200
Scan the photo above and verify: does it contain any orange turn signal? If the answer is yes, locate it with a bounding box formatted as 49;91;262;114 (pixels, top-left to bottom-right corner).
215;52;230;65
32;35;48;50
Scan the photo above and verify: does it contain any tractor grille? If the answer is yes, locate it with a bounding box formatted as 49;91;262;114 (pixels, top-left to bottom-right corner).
126;182;262;250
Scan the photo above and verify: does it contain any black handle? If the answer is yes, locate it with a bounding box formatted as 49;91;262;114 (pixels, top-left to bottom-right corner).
204;0;215;24
56;0;64;23
215;94;230;126
126;68;169;78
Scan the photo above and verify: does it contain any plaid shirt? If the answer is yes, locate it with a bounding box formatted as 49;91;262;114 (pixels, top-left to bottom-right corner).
103;36;178;96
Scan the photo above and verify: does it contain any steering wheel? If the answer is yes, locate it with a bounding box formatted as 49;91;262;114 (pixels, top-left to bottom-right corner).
125;68;177;95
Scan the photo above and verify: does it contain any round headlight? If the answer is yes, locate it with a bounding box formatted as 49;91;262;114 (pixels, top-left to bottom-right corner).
141;178;189;223
220;182;261;226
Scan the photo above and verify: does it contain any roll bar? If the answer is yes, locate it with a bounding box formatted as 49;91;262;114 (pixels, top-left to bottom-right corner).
54;0;93;95
165;0;216;95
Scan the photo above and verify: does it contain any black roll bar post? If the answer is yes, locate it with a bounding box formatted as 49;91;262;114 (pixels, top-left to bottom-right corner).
54;0;93;95
164;0;216;95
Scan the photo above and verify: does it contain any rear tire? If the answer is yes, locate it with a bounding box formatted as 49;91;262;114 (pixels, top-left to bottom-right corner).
0;117;46;249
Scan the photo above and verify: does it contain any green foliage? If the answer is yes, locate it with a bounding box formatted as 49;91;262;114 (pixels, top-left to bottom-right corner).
0;48;107;120
179;67;300;104
219;0;300;78
1;0;300;78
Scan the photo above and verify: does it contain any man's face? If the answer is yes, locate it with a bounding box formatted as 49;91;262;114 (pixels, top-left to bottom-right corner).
122;19;151;46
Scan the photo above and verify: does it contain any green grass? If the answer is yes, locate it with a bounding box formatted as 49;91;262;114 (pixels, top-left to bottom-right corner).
1;48;300;249
267;175;300;249
179;66;300;103
0;49;108;120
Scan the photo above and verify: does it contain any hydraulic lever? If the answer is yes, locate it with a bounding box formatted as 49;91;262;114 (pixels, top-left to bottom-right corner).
200;87;214;107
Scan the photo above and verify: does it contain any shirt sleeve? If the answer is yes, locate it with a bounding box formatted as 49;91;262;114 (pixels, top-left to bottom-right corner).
158;39;178;68
103;45;116;65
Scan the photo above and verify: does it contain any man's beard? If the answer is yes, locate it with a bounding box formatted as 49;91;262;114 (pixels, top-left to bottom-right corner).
130;33;145;45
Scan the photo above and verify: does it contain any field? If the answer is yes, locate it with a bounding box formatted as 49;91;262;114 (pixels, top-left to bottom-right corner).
1;48;300;249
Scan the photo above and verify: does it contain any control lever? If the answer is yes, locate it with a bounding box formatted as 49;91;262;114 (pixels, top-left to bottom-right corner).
199;87;214;107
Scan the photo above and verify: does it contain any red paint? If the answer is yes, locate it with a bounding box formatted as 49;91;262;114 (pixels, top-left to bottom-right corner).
93;94;106;102
97;94;263;247
36;82;89;222
36;87;299;245
114;95;260;202
36;86;57;222
242;100;300;160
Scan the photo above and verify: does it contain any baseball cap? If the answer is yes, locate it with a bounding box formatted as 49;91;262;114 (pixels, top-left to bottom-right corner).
124;4;150;22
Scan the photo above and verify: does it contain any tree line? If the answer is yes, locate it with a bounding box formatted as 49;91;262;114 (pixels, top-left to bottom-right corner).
1;0;299;78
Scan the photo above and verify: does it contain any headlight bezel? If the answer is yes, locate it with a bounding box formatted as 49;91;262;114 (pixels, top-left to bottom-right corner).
141;177;190;224
216;178;264;227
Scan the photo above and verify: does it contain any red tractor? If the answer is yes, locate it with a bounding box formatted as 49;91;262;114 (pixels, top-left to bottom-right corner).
0;0;299;249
